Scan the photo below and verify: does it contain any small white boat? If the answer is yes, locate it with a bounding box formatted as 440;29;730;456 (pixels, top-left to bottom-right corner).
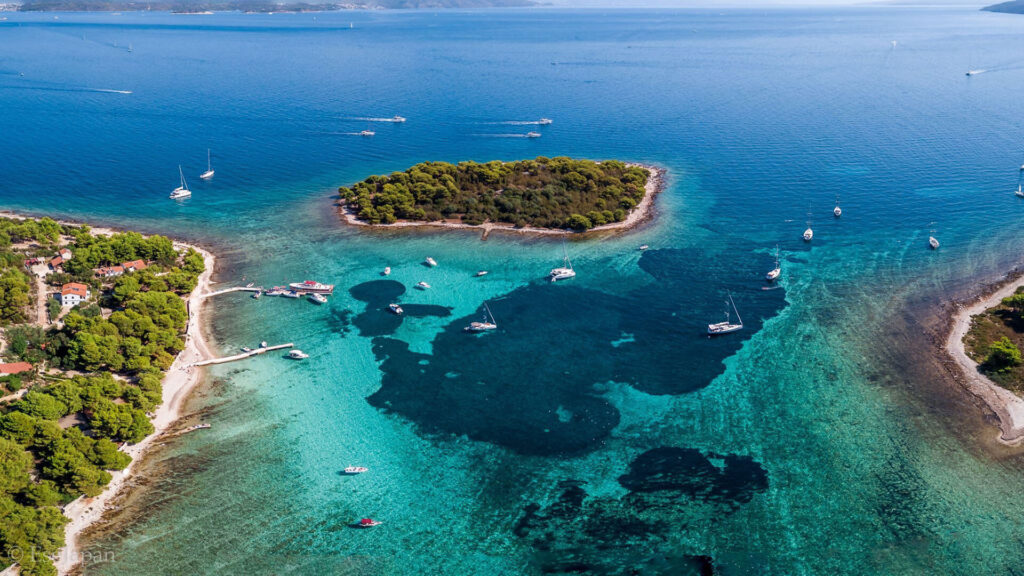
343;466;369;474
170;165;192;199
465;302;497;332
199;148;214;180
353;518;382;528
966;69;984;76
391;116;406;123
383;267;391;276
1019;163;1024;171
929;236;940;249
833;196;841;217
415;281;431;290
639;245;649;251
389;303;403;315
708;294;743;335
282;290;301;299
1016;184;1024;198
360;130;375;137
803;227;813;242
288;350;309;359
766;245;781;282
252;291;262;299
266;286;286;296
475;270;488;277
260;341;268;348
526;132;542;138
308;293;328;304
241;346;253;353
538;118;553;125
425;257;438;267
550;244;576;282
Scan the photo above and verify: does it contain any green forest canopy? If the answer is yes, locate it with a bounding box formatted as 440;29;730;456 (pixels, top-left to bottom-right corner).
338;157;652;230
0;219;205;576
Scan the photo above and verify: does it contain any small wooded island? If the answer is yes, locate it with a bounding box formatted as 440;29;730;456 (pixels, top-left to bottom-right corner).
982;0;1024;14
337;157;663;233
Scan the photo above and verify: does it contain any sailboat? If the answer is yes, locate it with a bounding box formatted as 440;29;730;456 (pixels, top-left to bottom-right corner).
802;203;813;241
465;302;497;332
200;149;214;180
170;165;191;199
833;196;842;217
550;244;575;282
1016;183;1024;198
707;294;743;335
928;223;940;249
765;245;781;282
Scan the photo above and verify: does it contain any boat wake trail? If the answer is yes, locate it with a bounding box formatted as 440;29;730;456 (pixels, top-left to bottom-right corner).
483;120;546;125
470;133;531;138
348;117;403;122
0;82;132;95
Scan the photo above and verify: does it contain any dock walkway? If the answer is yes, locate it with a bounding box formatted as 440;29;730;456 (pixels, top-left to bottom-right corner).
193;343;294;367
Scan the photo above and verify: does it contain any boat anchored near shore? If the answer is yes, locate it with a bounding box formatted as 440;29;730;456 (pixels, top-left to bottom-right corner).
199;148;214;180
707;294;743;336
465;302;497;332
170;165;191;199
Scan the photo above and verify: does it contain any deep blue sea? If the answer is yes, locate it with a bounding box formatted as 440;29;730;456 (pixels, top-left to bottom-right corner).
4;5;1024;575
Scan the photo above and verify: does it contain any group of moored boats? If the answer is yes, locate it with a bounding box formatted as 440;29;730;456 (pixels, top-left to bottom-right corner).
169;149;215;200
253;280;334;304
384;258;498;331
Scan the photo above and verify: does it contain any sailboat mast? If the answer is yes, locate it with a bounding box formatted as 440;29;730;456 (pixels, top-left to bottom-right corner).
730;294;742;326
484;302;494;324
207;148;211;172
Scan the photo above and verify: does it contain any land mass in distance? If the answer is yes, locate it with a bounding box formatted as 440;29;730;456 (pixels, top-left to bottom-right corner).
13;0;533;12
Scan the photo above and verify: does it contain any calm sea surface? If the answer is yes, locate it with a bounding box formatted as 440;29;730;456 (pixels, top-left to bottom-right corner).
3;5;1024;574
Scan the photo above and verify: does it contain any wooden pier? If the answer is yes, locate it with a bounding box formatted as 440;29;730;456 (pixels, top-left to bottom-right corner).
202;286;263;299
193;343;294;367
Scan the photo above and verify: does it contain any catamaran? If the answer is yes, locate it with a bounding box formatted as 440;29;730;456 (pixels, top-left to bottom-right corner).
707;294;743;335
766;245;781;282
465;302;497;332
550;245;575;282
199;149;214;180
170;165;191;199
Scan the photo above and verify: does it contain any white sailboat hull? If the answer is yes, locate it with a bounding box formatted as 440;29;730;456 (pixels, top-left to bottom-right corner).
200;170;214;180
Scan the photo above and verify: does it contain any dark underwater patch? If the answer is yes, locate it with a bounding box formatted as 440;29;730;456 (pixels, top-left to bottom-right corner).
618;447;769;508
349;279;453;337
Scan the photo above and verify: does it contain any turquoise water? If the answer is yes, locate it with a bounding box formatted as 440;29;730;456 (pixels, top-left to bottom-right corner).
4;5;1024;574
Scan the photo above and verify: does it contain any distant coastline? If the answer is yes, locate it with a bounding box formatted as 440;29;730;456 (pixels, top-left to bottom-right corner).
9;0;534;13
946;269;1024;445
982;0;1024;14
337;161;665;238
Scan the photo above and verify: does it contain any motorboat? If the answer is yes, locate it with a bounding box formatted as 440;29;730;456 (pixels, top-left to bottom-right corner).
639;245;649;251
425;257;437;267
538;118;553;125
288;350;309;359
281;290;301;298
252;291;261;299
475;270;488;277
289;280;334;294
360;130;375;136
266;286;286;296
353;519;382;528
343;466;369;474
415;281;431;290
383;267;391;276
391;116;406;123
929;236;940;249
526;132;542;138
389;303;403;315
308;293;328;304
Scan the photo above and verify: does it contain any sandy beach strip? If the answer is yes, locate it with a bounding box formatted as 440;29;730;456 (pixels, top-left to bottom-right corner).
51;244;216;575
946;270;1024;445
337;163;666;237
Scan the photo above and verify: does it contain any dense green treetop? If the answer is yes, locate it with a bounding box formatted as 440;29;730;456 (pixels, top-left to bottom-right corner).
338;156;652;230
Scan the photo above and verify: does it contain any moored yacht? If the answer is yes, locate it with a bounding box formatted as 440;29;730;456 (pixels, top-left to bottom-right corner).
707;294;743;335
343;466;369;474
416;281;431;290
288;350;309;359
281;290;301;298
170;165;191;199
388;303;403;315
550;257;575;282
803;226;813;242
465;302;497;332
289;280;335;294
308;293;328;304
199;148;214;180
425;257;438;267
353;519;382;528
833;196;841;217
474;270;488;277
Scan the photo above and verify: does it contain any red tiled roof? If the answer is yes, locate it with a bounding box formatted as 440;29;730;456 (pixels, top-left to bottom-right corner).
122;259;147;270
0;362;33;375
50;256;63;267
61;283;89;297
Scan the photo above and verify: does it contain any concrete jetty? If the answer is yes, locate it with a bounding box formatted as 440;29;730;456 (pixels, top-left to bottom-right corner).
193;343;294;367
202;286;262;299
